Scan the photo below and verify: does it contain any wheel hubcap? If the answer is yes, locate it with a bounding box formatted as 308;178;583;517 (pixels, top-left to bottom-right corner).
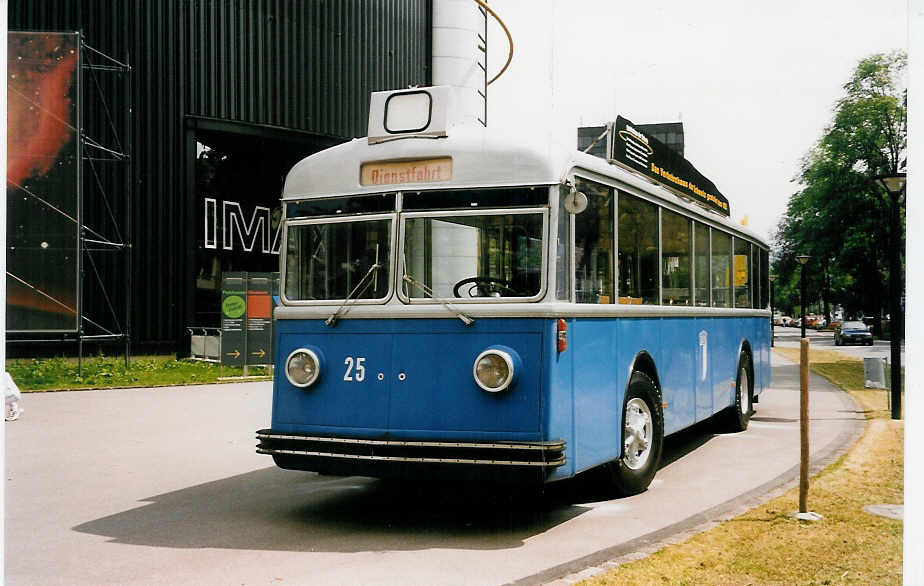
623;398;653;470
740;367;750;415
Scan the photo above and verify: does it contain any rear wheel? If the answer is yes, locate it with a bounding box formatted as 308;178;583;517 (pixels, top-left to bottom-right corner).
723;353;753;432
608;372;664;496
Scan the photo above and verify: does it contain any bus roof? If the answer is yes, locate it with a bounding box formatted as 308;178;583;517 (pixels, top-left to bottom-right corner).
282;124;769;246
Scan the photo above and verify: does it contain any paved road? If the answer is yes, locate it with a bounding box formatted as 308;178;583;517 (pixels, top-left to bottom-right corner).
5;353;864;586
773;327;905;364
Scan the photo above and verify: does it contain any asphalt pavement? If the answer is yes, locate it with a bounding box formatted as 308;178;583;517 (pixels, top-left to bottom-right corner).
5;351;866;586
773;327;905;364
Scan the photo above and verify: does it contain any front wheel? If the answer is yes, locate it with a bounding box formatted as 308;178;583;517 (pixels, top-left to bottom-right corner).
608;372;664;496
723;353;753;432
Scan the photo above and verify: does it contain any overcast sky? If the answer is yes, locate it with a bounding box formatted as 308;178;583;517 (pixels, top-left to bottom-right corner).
485;0;908;242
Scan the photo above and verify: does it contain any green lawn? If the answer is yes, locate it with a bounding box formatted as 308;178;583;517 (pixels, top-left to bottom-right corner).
6;355;270;391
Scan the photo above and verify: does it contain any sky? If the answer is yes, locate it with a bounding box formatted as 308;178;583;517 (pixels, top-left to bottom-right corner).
484;0;908;242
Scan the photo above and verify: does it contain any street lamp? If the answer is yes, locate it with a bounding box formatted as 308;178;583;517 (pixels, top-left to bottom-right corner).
796;255;810;339
794;253;813;517
875;172;906;420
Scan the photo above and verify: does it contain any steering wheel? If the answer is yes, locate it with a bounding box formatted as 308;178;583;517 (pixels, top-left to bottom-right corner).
452;276;519;298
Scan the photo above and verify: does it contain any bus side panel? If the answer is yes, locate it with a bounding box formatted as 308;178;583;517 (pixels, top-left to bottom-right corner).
757;317;771;395
545;318;576;481
657;318;697;435
709;318;739;413
570;318;626;474
694;317;714;422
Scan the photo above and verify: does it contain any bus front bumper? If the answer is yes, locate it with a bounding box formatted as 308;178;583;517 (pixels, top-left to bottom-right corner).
256;430;566;479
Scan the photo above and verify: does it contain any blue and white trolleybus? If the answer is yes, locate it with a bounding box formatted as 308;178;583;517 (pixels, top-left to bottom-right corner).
256;86;771;494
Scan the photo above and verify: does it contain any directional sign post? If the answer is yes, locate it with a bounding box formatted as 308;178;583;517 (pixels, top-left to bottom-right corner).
220;271;278;375
246;273;275;368
220;272;248;370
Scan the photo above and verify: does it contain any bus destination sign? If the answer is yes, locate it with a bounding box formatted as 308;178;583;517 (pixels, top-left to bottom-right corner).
360;157;452;186
607;116;730;216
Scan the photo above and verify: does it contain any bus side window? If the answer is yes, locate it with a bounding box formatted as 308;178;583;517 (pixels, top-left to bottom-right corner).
734;237;751;308
661;209;692;306
760;247;770;309
556;185;571;300
711;230;732;308
694;222;710;306
574;179;614;304
618;191;659;305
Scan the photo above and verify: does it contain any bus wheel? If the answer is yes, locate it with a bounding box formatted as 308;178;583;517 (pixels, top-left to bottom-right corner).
609;372;664;496
724;353;753;432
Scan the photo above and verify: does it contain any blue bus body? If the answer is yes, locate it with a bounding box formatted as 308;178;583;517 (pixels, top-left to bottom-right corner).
267;315;768;482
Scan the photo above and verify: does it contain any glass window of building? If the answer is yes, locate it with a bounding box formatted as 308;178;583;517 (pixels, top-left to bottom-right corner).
574;178;614;303
661;209;691;305
734;238;751;308
694;222;710;306
618;192;659;304
711;230;732;308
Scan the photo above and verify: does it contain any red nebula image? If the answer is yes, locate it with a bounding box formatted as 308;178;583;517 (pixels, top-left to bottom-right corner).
7;33;78;187
6;32;80;331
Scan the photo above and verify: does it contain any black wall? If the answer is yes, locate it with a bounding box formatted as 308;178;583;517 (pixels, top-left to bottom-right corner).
10;0;432;351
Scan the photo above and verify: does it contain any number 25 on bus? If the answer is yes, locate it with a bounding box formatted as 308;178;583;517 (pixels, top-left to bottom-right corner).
257;86;771;495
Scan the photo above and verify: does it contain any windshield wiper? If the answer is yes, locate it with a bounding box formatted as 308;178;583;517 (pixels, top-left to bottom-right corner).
325;262;381;327
402;273;474;326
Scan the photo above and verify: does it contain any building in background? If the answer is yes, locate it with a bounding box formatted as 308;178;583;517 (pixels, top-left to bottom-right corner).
8;0;432;352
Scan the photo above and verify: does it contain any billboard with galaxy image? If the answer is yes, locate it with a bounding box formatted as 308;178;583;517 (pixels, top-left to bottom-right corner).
7;32;80;332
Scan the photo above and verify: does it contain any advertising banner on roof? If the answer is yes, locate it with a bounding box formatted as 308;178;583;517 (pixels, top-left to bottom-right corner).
607;116;730;217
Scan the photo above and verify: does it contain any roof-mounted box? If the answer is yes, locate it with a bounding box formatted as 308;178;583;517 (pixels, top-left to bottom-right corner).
367;85;476;144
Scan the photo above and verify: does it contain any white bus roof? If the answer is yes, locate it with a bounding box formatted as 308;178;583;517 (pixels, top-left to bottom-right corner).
282;124;768;246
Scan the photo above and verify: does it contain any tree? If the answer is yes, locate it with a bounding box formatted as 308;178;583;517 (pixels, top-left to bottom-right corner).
773;51;906;328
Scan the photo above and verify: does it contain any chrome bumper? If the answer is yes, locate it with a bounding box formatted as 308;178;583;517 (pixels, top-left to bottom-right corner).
256;430;566;468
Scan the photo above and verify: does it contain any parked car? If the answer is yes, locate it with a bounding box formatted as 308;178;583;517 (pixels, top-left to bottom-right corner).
781;316;793;327
835;321;874;346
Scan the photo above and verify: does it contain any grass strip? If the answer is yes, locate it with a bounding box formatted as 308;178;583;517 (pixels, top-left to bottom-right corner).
7;355;270;391
580;349;904;586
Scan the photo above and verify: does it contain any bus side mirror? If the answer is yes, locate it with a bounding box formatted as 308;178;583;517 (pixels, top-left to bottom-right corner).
564;188;588;214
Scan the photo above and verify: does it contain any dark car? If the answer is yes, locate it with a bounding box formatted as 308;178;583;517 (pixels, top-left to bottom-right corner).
835;321;874;346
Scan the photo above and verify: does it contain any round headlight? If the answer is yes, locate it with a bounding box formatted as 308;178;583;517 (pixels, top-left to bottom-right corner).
286;348;320;388
473;349;515;392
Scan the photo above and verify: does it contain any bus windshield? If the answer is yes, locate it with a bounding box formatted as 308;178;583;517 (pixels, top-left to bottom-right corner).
402;211;544;300
284;217;391;301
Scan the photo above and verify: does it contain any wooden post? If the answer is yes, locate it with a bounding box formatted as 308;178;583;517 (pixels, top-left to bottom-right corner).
800;337;810;513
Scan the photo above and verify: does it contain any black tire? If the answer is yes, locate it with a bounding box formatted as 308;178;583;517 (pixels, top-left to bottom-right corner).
723;353;753;432
608;371;664;496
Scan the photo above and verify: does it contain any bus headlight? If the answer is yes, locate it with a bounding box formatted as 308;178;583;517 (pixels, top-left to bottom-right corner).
286;348;321;388
473;347;519;392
